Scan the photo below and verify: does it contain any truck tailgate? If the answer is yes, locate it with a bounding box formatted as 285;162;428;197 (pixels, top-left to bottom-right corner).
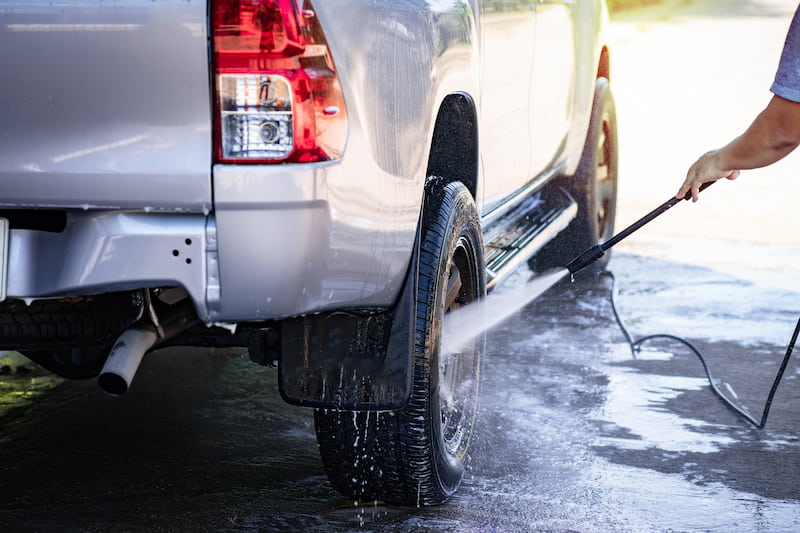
0;1;211;212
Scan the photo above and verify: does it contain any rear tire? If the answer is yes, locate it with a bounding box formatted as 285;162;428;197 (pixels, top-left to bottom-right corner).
0;292;144;350
533;77;618;273
0;292;144;379
314;181;485;506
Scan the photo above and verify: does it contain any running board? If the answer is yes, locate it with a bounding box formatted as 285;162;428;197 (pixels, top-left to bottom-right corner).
482;188;577;291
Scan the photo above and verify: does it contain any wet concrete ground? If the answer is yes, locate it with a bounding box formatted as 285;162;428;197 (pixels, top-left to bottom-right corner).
3;0;800;531
1;245;798;532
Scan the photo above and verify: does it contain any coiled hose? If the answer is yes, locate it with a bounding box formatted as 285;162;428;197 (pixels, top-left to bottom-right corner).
602;270;798;429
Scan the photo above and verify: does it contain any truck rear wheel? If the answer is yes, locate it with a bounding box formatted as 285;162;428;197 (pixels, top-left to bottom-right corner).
314;181;485;506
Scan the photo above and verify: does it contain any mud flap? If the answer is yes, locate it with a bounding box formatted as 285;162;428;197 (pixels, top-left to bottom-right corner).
277;237;418;411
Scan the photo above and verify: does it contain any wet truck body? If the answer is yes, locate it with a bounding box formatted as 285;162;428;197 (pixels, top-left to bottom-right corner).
0;0;616;505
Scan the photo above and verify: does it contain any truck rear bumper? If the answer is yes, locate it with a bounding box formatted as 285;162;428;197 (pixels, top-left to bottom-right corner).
6;212;214;319
6;164;412;323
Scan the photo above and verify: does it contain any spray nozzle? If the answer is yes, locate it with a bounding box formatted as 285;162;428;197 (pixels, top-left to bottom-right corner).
566;244;606;274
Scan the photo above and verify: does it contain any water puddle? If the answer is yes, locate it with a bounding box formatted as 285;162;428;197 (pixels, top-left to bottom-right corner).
597;367;736;453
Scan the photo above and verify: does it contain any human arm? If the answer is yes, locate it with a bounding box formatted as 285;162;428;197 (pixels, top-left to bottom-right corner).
677;94;800;202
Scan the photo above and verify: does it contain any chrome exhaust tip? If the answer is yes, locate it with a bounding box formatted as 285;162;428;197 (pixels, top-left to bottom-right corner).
98;326;158;396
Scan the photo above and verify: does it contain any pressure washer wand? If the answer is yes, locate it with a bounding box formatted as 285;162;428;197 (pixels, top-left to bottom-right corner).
566;181;714;275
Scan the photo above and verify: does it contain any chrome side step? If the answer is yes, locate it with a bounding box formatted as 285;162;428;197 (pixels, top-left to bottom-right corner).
482;187;577;291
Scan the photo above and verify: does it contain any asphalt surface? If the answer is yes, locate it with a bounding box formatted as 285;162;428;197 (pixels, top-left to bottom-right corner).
2;0;800;531
1;252;798;532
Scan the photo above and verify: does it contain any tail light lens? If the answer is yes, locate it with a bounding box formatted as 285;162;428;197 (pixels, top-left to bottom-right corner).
212;0;347;163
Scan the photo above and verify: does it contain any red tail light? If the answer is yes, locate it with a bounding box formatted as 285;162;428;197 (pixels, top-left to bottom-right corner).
212;0;347;163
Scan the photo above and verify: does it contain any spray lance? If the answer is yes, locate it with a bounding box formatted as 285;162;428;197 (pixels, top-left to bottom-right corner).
565;179;797;429
567;181;714;275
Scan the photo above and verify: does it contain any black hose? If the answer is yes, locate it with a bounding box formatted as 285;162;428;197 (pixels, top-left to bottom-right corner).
602;270;798;430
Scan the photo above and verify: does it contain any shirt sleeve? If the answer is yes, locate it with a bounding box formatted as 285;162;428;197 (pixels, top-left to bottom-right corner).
771;6;800;103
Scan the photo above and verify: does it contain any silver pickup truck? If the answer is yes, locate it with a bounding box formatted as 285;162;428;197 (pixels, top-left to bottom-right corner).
0;0;617;505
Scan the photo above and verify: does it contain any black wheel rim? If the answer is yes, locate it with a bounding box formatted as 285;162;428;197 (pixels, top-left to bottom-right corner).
595;115;616;241
439;235;480;459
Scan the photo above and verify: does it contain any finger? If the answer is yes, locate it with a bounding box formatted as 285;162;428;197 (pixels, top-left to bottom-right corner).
676;180;691;200
726;170;740;181
691;182;700;202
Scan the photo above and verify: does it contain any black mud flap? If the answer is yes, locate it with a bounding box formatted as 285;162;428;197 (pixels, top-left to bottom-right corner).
278;239;418;411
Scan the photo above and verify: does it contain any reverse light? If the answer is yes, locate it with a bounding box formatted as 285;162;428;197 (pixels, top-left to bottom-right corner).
218;74;294;160
212;0;347;163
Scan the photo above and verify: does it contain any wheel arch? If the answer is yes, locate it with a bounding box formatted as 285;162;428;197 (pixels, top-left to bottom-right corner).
597;44;611;81
425;93;479;200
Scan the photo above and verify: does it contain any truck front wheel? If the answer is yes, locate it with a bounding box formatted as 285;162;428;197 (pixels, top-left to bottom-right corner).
531;77;618;274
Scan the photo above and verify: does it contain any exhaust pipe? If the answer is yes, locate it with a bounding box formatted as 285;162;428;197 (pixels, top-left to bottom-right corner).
98;325;159;395
98;297;198;395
